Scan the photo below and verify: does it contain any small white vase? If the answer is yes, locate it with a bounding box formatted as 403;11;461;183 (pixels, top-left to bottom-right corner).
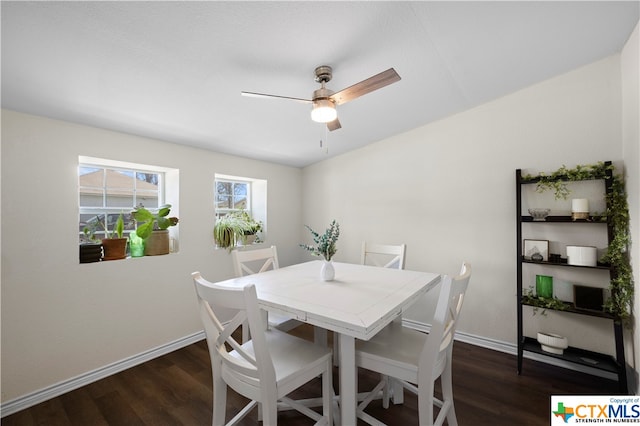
321;260;335;281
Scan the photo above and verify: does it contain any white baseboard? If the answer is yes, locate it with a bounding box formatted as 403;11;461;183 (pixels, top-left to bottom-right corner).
0;331;205;418
402;319;618;381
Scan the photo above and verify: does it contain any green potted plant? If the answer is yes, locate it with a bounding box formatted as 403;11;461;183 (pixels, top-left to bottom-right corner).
238;211;263;245
131;204;179;255
214;211;262;251
79;222;103;263
99;212;128;261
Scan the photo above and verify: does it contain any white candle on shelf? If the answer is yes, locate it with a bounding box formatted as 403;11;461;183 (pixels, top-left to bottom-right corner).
571;198;589;213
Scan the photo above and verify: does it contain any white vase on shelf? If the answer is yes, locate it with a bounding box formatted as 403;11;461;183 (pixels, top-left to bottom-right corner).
321;259;335;281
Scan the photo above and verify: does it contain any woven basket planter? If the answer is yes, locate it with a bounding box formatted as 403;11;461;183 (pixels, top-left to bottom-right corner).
145;230;170;256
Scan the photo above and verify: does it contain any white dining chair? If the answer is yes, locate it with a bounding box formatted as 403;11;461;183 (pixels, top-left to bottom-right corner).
231;246;302;341
349;242;408;399
192;272;333;426
361;242;406;270
360;242;407;329
355;262;472;426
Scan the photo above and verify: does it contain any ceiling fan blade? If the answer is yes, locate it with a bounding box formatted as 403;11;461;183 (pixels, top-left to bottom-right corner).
330;68;401;106
241;91;312;104
327;117;341;131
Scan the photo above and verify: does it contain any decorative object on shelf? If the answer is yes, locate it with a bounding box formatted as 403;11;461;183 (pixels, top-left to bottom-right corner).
129;231;145;257
132;204;179;256
522;162;610;200
79;242;103;263
144;230;170;255
213;210;262;251
573;285;605;312
571;198;590;220
537;332;568;355
300;220;340;281
82;212;128;261
100;212;128;261
521;161;632;320
549;253;562;263
523;239;549;261
566;245;597;267
535;275;553;298
528;208;550;221
522;287;568;315
101;238;128;261
79;222;103;263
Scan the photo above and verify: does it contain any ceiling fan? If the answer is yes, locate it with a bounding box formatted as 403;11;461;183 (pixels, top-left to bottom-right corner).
241;65;401;131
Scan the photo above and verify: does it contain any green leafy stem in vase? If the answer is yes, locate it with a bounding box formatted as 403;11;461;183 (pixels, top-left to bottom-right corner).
300;220;340;261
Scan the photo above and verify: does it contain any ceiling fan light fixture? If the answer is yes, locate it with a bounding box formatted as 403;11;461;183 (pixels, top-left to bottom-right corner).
311;99;337;123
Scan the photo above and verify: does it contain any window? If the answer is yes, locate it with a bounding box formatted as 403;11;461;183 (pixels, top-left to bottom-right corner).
214;174;267;246
78;157;179;245
215;178;250;219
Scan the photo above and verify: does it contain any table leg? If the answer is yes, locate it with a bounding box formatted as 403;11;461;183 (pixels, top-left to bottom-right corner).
314;326;328;346
339;333;356;425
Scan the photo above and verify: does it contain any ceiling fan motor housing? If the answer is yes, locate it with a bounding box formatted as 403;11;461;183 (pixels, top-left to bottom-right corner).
314;65;333;83
313;87;334;102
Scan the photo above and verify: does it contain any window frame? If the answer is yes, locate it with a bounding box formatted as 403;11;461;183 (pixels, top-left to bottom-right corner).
214;173;267;248
214;177;252;219
78;156;179;244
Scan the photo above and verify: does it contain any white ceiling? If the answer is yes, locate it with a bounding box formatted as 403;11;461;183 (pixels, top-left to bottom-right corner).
2;1;638;167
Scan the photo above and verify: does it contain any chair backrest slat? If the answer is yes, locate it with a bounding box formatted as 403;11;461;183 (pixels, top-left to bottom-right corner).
361;242;406;270
232;246;279;277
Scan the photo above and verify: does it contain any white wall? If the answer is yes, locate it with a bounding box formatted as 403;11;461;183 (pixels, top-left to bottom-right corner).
0;110;303;403
302;55;626;354
621;22;640;385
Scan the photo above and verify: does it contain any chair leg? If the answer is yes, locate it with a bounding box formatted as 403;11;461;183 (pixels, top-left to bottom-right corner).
381;375;389;409
212;368;227;426
322;359;333;426
261;392;278;426
418;381;435;426
441;363;458;426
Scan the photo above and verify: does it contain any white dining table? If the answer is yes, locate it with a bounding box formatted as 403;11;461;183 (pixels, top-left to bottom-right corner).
215;260;441;425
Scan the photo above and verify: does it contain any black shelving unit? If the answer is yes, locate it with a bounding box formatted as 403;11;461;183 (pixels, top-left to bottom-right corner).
516;161;629;393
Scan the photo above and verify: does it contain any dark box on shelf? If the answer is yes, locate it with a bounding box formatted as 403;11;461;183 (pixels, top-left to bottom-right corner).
573;285;604;312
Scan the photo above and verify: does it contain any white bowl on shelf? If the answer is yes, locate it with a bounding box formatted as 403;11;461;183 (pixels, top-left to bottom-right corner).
537;332;568;355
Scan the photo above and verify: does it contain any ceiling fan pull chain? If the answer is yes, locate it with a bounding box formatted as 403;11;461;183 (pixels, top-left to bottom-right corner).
322;127;329;155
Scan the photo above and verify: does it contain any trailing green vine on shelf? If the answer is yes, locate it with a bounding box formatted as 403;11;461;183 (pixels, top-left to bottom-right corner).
522;287;569;316
522;162;633;321
522;162;611;200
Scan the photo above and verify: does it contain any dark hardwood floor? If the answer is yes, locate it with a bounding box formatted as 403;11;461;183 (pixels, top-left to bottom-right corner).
2;324;619;426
